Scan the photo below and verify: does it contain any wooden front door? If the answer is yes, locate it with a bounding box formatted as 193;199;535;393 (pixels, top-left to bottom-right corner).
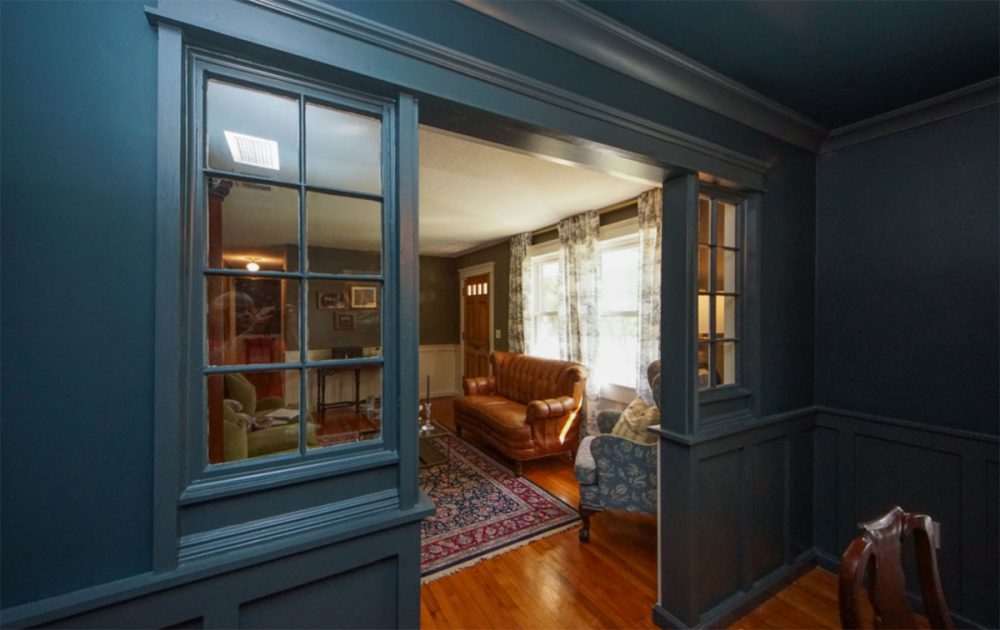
463;273;491;378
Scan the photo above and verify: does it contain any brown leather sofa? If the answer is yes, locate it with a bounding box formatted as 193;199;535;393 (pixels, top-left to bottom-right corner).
454;351;587;474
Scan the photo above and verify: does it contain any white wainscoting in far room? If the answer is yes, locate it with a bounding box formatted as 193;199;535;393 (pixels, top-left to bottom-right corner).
418;344;463;399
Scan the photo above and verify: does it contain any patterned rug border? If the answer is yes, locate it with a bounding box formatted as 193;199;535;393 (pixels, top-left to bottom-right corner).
420;430;580;582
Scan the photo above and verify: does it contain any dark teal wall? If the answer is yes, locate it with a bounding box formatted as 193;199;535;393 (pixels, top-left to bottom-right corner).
816;106;1000;435
1;1;158;607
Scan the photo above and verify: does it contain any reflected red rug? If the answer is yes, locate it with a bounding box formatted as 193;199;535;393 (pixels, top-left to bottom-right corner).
419;435;579;581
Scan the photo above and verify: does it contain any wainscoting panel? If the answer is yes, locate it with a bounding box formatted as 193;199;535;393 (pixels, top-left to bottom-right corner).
814;409;1000;629
747;437;787;583
418;344;462;398
696;450;742;612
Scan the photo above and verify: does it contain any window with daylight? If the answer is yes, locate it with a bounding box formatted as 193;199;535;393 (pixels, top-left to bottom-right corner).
529;252;562;360
596;235;640;389
697;191;743;390
194;64;390;467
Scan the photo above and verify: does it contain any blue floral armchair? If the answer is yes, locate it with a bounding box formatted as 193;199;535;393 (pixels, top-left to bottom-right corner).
574;361;660;542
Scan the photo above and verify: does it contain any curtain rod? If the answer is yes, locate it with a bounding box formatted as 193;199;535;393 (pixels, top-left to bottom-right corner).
531;196;638;238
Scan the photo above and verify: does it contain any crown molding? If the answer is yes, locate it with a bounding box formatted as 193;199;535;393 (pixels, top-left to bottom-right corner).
821;77;1000;153
456;0;828;152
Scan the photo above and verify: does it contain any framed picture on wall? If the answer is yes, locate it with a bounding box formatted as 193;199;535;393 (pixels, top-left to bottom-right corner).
318;291;348;310
334;312;356;330
351;285;378;309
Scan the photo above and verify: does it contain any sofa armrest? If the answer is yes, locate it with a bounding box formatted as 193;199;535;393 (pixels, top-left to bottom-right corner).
526;395;578;421
463;375;496;396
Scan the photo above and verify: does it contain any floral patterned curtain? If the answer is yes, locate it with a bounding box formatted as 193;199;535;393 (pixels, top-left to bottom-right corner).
558;210;602;435
636;188;663;402
507;232;533;354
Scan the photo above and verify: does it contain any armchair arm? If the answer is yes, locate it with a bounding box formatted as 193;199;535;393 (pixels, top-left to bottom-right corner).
588;434;657;514
526;395;578;422
463;375;496;396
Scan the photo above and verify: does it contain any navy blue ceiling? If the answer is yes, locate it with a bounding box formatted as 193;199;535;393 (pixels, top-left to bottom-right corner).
583;1;1000;129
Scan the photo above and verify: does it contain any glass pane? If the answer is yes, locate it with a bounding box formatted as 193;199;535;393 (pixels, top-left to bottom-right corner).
717;201;737;248
307;365;382;449
716;295;737;338
698;246;710;292
698;294;711;340
207;178;299;272
600;246;639;312
207;370;300;465
207;275;298;366
306;191;381;274
306;103;381;195
698;196;711;244
697;343;710;390
309;279;381;357
538;260;561;313
206;80;299;181
598;315;638;387
717;341;737;385
717;248;737;293
534;314;561;360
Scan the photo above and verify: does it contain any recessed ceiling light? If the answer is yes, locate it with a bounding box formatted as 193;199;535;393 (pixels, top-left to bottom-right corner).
224;130;280;170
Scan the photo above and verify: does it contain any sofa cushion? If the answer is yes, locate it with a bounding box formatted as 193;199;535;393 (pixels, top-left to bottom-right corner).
224;372;257;416
610;397;659;445
456;396;527;430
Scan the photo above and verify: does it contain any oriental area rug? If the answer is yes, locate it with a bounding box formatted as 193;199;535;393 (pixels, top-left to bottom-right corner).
419;435;580;582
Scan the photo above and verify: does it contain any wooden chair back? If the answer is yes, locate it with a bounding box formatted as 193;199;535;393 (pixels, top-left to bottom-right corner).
839;506;954;629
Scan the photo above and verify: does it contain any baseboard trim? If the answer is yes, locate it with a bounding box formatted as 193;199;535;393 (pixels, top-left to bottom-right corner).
653;551;817;629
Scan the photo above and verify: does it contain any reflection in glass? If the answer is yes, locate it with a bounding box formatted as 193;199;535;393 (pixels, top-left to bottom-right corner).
307;365;383;449
698;343;710;390
207;178;299;272
698;196;711;244
206;276;298;366
309;279;382;356
306;192;381;274
206;80;299;181
306;103;382;195
207;370;303;465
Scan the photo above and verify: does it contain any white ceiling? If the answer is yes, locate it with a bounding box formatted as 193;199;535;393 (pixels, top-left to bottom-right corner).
208;79;655;258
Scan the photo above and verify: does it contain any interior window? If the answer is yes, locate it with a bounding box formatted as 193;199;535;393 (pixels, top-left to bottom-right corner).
201;77;385;465
697;192;742;390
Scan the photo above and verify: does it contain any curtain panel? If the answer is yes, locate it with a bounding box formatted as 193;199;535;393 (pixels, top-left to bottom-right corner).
507;232;533;354
558;210;602;435
636;187;663;402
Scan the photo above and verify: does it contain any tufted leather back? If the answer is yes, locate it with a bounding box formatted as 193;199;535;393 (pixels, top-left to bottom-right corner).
490;351;587;406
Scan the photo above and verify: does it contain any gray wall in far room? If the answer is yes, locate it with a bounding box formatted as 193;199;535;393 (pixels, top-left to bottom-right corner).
419;255;459;345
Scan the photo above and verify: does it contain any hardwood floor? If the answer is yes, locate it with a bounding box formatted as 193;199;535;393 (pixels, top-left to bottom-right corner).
421;397;851;630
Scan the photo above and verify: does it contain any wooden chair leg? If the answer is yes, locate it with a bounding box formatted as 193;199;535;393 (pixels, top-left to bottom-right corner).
579;506;598;543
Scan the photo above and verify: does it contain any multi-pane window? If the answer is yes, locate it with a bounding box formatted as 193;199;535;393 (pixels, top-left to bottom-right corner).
697;192;742;389
529;253;562;360
597;236;640;388
200;74;387;466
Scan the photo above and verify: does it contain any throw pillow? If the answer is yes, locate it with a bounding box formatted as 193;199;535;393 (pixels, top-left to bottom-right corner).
610;396;659;444
224;372;257;417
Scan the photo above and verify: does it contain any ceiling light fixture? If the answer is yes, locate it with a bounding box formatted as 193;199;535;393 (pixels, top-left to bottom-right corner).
224;130;280;170
245;259;260;272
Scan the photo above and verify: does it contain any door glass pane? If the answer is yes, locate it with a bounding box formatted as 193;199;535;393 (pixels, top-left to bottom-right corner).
206;80;299;181
307;365;383;449
717;248;737;293
207;370;301;465
306;103;382;195
698;246;710;292
698;196;711;244
717;201;737;247
716;295;737;338
207;276;298;366
207;178;299;272
306;191;381;274
716;341;737;385
309;280;382;357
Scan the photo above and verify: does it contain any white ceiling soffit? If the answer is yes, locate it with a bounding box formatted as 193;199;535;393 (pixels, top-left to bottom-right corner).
419;126;654;256
456;0;829;153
